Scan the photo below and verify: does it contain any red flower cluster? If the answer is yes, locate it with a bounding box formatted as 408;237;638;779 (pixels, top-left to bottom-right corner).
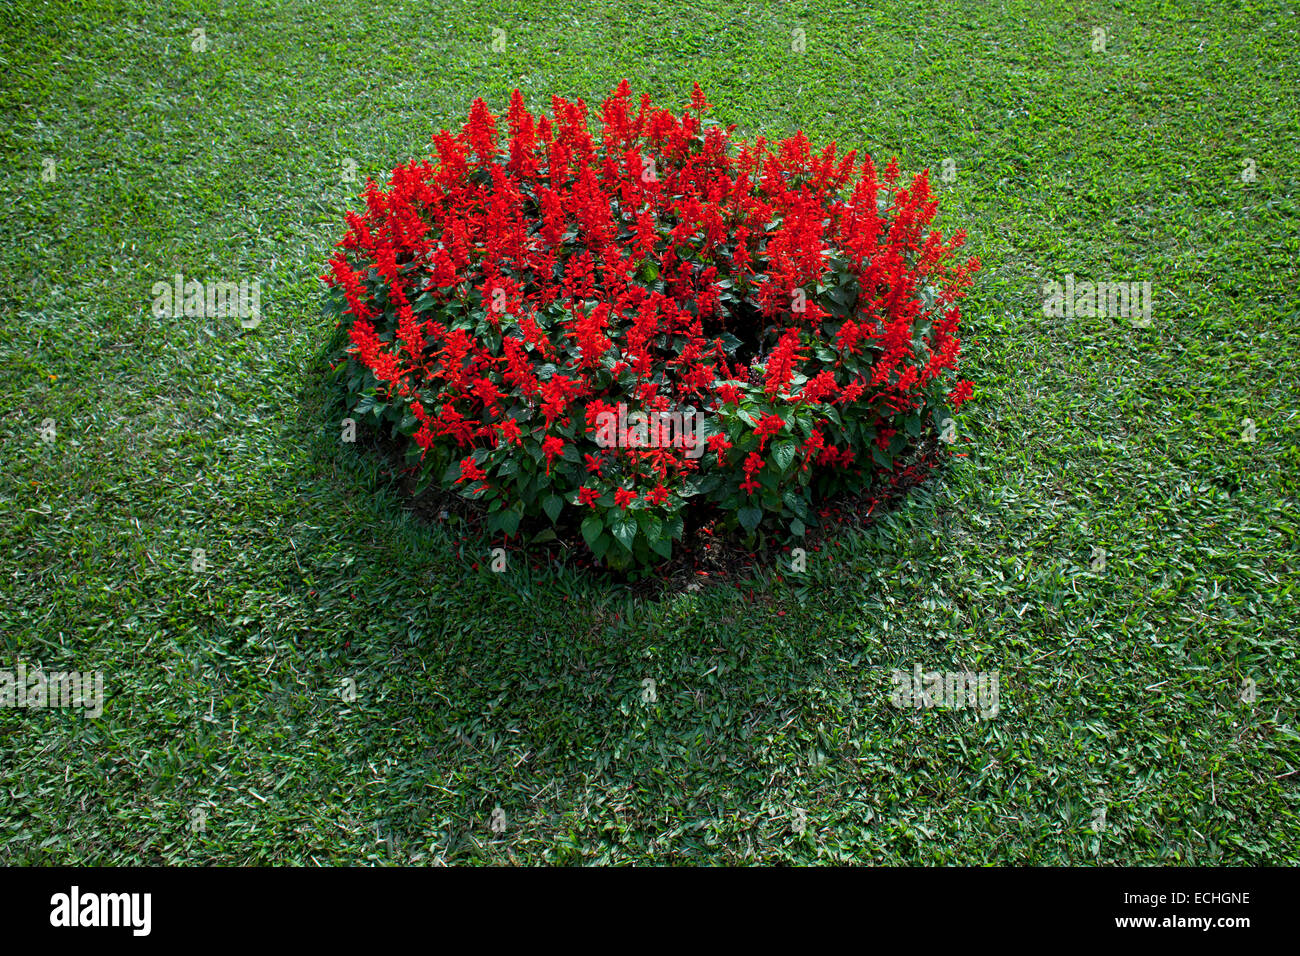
322;83;978;567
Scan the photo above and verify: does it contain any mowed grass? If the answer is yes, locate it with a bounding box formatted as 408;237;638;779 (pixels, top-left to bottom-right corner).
0;0;1297;864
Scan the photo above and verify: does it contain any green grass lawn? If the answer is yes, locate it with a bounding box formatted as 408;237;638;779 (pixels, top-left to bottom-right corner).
1;0;1297;864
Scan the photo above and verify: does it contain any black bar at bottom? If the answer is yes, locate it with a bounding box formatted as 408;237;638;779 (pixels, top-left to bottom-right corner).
0;865;1278;943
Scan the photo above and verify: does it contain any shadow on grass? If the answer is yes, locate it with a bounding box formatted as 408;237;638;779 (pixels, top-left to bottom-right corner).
250;335;969;861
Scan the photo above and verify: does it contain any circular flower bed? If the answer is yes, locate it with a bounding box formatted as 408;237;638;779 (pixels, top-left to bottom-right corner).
321;82;979;570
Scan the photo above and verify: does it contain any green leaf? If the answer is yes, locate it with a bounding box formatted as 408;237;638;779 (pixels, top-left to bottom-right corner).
772;440;797;472
542;494;563;524
581;514;604;549
737;506;763;534
611;515;637;551
716;332;744;355
498;507;522;538
782;491;812;522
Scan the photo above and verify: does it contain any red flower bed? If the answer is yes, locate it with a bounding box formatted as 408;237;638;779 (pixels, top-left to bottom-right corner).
322;82;978;569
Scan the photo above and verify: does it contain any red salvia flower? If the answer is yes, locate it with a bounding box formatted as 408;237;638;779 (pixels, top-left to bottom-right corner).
740;452;764;496
754;413;786;451
456;456;486;485
542;435;565;474
320;82;977;566
948;380;974;408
